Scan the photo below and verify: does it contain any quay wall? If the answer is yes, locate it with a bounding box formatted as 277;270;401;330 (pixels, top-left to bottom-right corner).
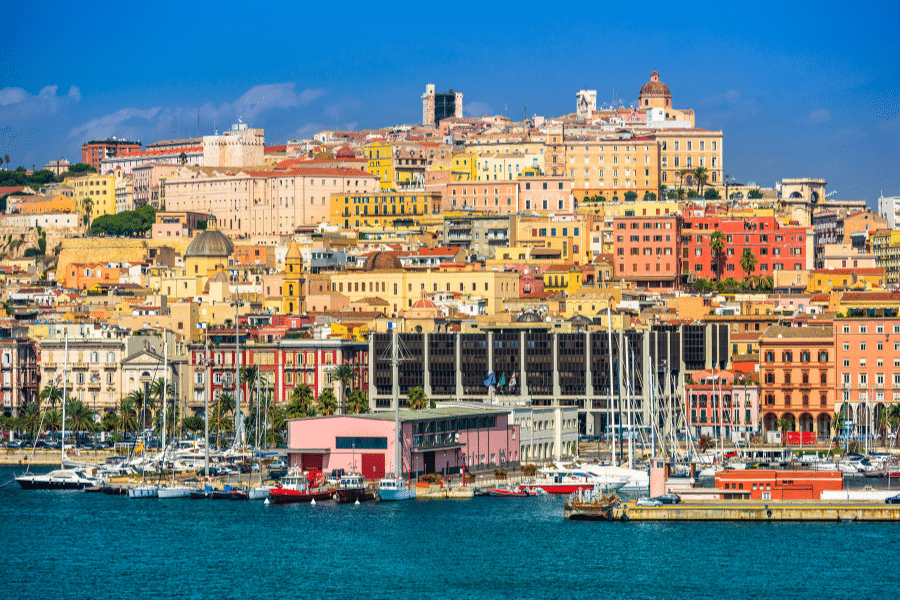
610;500;900;522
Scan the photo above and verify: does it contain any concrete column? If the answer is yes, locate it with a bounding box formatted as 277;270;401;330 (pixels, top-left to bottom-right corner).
519;330;528;399
368;334;376;410
423;333;432;397
552;333;561;398
585;330;594;435
642;329;652;425
455;333;463;398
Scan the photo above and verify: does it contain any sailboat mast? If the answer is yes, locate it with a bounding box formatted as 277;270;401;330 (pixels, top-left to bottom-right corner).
162;336;167;462
204;331;210;477
606;305;615;466
392;328;400;479
61;331;68;466
235;294;241;448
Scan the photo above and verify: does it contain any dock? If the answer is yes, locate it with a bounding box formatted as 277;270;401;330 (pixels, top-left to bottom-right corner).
566;500;900;521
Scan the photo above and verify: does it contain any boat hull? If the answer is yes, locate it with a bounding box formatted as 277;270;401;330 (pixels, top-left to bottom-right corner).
336;488;376;504
16;477;92;491
377;488;416;501
158;486;194;499
518;483;596;495
128;486;159;499
486;488;530;497
248;486;273;500
269;489;333;505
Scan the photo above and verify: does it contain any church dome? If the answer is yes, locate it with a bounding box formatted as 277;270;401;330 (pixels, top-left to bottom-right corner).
314;150;335;161
363;251;403;271
335;146;355;159
412;298;437;309
516;311;542;323
185;227;234;259
639;71;671;99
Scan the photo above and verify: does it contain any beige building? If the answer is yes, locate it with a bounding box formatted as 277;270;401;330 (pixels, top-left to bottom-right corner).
164;166;378;236
564;137;661;201
650;129;724;190
327;252;520;315
64;172;116;222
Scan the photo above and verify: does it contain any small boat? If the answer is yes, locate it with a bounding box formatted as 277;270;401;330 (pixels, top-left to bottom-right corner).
248;485;273;501
376;477;415;502
335;473;376;504
485;486;530;497
269;470;333;505
158;485;195;499
190;489;211;499
101;484;127;495
128;484;159;499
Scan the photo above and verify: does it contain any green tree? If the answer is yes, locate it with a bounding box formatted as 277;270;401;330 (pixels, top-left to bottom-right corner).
4;155;9;169
101;411;118;432
285;383;315;418
213;392;236;450
704;187;721;200
81;197;94;227
623;191;638;202
676;187;687;201
740;248;757;280
693;167;709;194
179;151;188;165
748;188;763;200
17;402;42;440
182;415;204;435
776;417;792;447
118;397;138;436
127;388;152;429
676;169;688;188
709;230;726;282
332;364;359;411
346;389;370;414
44;409;62;434
316;389;338;416
39;383;64;409
407;386;427;410
643;191;657;201
692;277;713;294
67;399;96;446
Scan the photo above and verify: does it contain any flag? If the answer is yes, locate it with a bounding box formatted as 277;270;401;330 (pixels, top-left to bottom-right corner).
509;373;517;390
134;441;144;453
498;373;506;388
483;371;496;388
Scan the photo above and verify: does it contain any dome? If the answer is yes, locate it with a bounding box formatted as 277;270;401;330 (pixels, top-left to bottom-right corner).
516;311;542;323
639;70;671;99
285;242;303;262
314;150;334;161
363;251;403;271
412;298;437;309
335;146;355;159
185;228;234;259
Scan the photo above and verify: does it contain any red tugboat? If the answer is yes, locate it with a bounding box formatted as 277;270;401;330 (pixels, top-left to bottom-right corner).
334;473;376;504
269;469;333;505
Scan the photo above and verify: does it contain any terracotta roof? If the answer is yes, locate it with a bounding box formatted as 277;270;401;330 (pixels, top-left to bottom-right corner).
245;167;377;178
0;186;31;197
813;268;883;275
117;146;202;158
840;291;900;302
265;145;287;153
762;325;832;339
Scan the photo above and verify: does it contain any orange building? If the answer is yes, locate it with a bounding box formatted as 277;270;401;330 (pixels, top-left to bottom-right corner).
759;325;835;439
612;214;682;289
715;470;843;501
65;263;126;290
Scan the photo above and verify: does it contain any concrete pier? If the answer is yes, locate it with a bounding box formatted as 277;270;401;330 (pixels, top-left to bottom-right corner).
598;500;900;522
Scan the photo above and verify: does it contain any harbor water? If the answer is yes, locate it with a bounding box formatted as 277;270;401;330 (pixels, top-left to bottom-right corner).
2;466;898;599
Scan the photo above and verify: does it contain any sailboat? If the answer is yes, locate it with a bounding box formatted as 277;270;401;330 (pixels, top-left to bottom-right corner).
130;334;174;499
248;374;274;500
377;329;416;501
17;331;99;490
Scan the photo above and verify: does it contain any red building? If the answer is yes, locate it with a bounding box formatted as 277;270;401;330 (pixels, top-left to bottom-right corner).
715;470;843;500
189;336;369;412
612;214;682;289
81;138;142;171
682;215;810;281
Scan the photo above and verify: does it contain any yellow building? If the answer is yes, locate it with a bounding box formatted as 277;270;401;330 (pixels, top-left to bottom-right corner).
328;252;520;315
564;138;660;201
650;129;724;191
807;268;885;293
366;141;394;190
330;191;441;229
17;194;75;214
542;265;583;294
476;151;543;181
872;229;900;285
450;151;477;181
511;214;593;265
65;172;116;223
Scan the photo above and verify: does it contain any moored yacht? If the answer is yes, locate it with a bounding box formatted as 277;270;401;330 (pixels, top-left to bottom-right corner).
16;468;98;490
335;473;376;503
376;477;415;501
269;470;333;505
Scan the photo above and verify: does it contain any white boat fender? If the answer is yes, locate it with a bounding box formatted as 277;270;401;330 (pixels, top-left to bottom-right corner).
264;498;269;505
311;499;316;505
355;499;360;505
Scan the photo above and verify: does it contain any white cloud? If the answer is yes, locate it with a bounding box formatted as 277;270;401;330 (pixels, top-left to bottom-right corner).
0;84;80;123
67;107;163;141
697;89;759;124
806;108;832;124
464;100;493;118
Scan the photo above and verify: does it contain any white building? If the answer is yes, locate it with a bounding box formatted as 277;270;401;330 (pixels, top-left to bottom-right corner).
878;195;900;229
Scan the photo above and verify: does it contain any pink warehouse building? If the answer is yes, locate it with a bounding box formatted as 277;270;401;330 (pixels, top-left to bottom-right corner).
287;407;518;480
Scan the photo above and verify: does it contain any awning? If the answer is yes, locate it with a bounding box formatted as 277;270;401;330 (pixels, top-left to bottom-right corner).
412;443;464;453
287;448;331;454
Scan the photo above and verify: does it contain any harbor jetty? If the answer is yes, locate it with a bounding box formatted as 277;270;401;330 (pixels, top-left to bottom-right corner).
565;499;900;522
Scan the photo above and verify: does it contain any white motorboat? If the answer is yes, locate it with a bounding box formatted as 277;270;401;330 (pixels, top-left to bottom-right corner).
128;484;159;498
377;477;416;501
248;485;273;500
157;485;194;499
16;468;98;490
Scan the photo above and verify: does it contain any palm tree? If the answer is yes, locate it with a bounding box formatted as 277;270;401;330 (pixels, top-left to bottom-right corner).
332;364;359;413
45;409;62;434
267;405;287;447
832;407;845;444
214;392;236;449
68;399;95;447
676;169;688;189
17;402;42;440
407;386;427;410
209;404;234;451
739;248;757;281
694;167;709;194
776;417;792;447
708;230;725;282
316;389;338;416
81;197;94;227
39;383;64;409
286;383;314;418
118;397;138;437
346;389;370;414
127;388;152;429
676;187;687;201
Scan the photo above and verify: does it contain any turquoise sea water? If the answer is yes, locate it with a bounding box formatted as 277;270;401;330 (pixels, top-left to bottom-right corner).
2;465;898;600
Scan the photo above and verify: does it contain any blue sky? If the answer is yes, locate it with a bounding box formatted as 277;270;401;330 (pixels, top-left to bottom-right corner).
1;1;897;203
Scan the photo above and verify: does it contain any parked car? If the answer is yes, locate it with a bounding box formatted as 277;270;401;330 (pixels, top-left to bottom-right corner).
885;494;900;505
653;493;681;504
636;497;663;507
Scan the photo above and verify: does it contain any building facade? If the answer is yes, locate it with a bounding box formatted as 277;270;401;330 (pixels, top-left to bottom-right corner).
81;138;141;172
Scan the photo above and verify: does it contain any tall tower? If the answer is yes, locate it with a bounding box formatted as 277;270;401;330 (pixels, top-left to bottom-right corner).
422;84;436;126
281;242;306;315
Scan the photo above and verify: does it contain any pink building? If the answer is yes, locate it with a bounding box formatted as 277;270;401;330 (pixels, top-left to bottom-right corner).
287;407;518;479
613;214;682;289
685;369;761;442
